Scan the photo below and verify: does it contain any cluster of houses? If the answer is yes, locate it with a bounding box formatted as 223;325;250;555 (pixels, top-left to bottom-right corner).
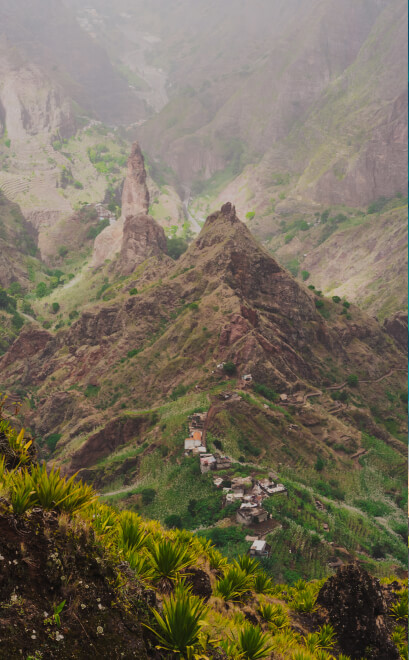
184;410;288;558
214;474;287;526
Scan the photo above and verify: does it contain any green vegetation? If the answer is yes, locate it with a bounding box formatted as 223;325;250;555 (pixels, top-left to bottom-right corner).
223;361;237;375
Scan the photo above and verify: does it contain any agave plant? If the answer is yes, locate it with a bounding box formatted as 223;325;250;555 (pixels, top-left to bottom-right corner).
291;586;318;613
29;464;96;513
253;572;274;595
233;555;261;576
9;469;37;514
215;567;254;602
125;547;155;583
118;511;150;552
207;547;228;573
0;421;34;469
390;589;408;620
315;624;336;650
147;539;198;588
84;502;119;539
258;602;289;630
145;589;209;657
235;624;274;660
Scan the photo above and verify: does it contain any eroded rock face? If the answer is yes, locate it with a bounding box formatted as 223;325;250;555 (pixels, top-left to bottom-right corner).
316;564;400;659
383;311;408;354
119;213;167;276
0;327;52;369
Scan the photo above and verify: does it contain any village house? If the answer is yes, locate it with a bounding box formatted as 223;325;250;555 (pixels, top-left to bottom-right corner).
236;505;269;526
249;540;271;558
199;454;216;473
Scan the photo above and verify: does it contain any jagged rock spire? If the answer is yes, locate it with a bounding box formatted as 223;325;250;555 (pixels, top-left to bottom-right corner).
121;142;150;220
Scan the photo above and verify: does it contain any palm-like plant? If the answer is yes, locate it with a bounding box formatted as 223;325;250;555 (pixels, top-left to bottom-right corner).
9;469;37;514
233;555;261;576
84;502;118;539
390;589;408;620
292;586;318;613
147;539;198;589
235;624;274;660
118;511;150;551
145;590;209;657
207;547;228;573
253;572;274;595
215;567;254;602
29;464;96;512
258;602;289;630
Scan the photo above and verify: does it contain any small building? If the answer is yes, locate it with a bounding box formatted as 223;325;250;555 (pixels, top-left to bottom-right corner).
249;540;271;558
184;437;202;451
213;477;224;488
243;374;253;382
214;454;231;471
231;476;253;491
200;454;216;473
236;506;268;526
280;394;288;402
192;445;207;455
191;430;203;442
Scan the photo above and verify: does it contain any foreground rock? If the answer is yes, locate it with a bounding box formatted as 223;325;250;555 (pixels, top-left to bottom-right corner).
317;563;400;659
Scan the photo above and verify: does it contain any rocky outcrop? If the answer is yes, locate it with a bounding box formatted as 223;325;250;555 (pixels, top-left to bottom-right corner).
119;213;167;276
70;414;153;471
317;564;400;660
383;311;408;354
0;326;52;369
92;142;151;268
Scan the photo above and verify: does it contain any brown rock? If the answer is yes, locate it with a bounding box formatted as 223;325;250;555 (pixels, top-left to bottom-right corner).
119;213;167;276
0;326;51;369
316;564;400;659
383;311;408;354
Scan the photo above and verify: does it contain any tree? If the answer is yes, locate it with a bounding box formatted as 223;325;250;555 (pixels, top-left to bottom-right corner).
332;296;341;303
164;514;182;529
301;270;310;281
36;282;48;298
58;245;68;258
166;236;188;260
347;374;358;387
51;302;60;314
223;361;236;375
0;287;10;309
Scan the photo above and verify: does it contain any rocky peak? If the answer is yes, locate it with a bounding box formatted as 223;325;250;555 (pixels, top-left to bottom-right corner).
121;142;150;219
91;142;151;268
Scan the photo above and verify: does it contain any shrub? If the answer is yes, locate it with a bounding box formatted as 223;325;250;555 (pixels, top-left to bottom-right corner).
332;296;341;303
314;455;325;472
308;285;315;290
246;211;255;220
166;237;189;260
223;361;236;375
51;302;60;314
58;246;68;258
347;374;358;387
141;488;156;505
342;301;350;309
129;288;138;295
170;384;189;400
36;282;48;298
301;270;310;281
315;299;324;309
253;382;279;402
46;433;61;452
